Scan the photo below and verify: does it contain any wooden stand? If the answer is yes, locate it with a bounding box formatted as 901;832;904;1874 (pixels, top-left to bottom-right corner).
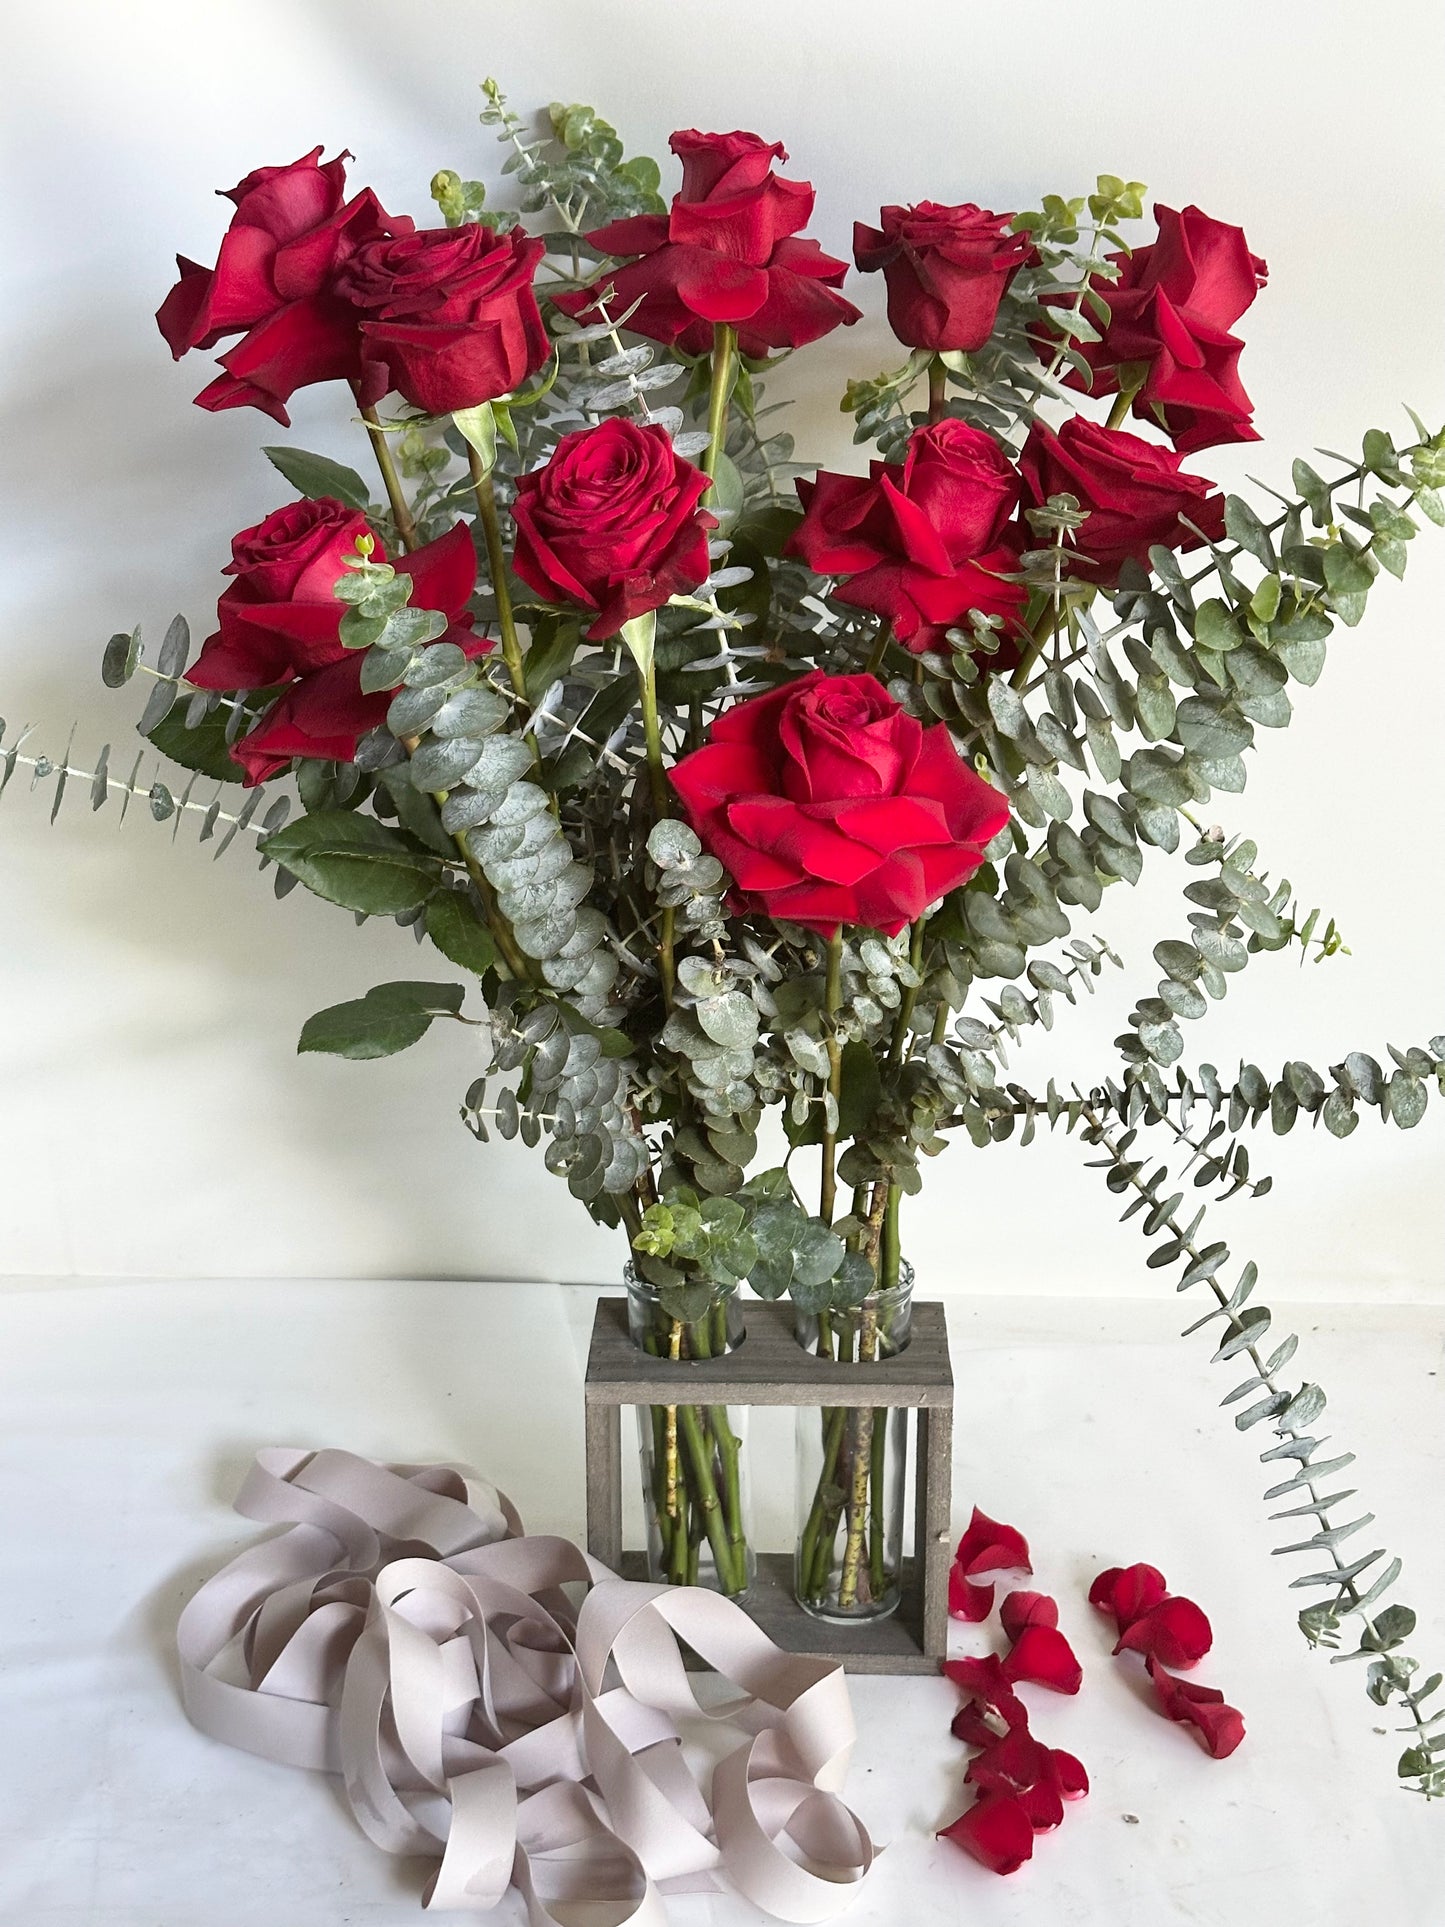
583;1296;953;1674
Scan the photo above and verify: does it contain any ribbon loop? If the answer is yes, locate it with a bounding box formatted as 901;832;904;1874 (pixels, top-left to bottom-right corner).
179;1447;876;1921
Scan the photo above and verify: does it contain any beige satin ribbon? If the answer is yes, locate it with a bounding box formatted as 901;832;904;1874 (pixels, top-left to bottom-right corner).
178;1447;876;1922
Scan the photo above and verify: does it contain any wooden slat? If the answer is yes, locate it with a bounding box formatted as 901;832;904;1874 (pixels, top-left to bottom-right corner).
584;1297;953;1408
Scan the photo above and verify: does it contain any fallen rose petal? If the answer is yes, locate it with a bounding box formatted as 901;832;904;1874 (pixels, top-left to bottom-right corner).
1148;1658;1246;1759
945;1652;1030;1736
948;1564;995;1622
1089;1561;1168;1631
952;1701;1013;1748
1001;1624;1083;1695
1051;1748;1090;1799
938;1793;1035;1874
1114;1595;1214;1669
954;1506;1033;1577
1000;1590;1059;1641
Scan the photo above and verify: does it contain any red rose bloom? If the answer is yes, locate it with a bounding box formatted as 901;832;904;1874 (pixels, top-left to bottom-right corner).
669;670;1009;936
853;202;1032;353
184;504;483;784
510;419;716;638
337;224;549;416
156;148;411;426
788;420;1027;654
552;128;860;358
1018;416;1226;585
1052;203;1268;453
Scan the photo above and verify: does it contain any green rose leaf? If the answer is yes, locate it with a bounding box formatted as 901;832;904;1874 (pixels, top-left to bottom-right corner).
261;809;444;915
262;445;372;512
298;979;465;1060
424;889;499;975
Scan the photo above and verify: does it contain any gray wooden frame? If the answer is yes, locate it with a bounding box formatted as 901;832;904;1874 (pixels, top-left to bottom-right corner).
584;1296;953;1674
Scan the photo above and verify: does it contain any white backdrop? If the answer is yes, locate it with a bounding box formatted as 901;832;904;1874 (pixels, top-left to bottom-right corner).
2;0;1442;1294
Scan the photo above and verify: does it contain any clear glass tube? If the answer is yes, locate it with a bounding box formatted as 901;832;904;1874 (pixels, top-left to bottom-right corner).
794;1265;914;1621
625;1266;754;1599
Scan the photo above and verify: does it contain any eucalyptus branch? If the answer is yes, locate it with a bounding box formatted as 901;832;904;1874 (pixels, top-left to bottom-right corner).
1076;1099;1445;1797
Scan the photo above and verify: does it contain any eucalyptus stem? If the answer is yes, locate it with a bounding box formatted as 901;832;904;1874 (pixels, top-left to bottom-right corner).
702;323;737;493
467;449;528;706
819;930;844;1224
353;390;419;551
927;355;947;423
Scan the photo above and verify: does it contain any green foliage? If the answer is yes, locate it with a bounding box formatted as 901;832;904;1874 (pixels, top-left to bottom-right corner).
262;445;372;511
298;980;466;1059
260;810;445;915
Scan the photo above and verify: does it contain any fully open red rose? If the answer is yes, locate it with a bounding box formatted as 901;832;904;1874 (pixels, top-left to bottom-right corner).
788;421;1027;655
156;148;411;425
669;671;1008;937
510;420;716;638
1050;203;1268;453
854;202;1032;353
185;506;482;784
337;224;549;416
552;128;860;358
1018;416;1226;585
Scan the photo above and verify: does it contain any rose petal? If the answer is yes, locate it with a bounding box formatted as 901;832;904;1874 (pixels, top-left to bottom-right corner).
938;1794;1035;1875
1001;1625;1083;1696
999;1590;1059;1642
948;1566;995;1623
1114;1595;1214;1670
1089;1562;1168;1632
1051;1748;1089;1800
1147;1658;1246;1759
954;1507;1032;1579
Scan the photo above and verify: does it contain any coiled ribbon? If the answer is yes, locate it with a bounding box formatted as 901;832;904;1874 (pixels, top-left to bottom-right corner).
178;1447;876;1921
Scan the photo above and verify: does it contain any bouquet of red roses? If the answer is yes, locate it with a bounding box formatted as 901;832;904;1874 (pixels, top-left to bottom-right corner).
7;83;1443;1789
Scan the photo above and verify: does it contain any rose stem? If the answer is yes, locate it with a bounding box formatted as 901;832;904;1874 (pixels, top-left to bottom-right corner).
868;1408;888;1599
838;1185;888;1608
353;388;419;551
691;1308;747;1585
665;1319;683;1575
701;323;738;493
677;1401;741;1594
466;447;529;707
1104;376;1145;432
927;355;947;424
819;930;844;1223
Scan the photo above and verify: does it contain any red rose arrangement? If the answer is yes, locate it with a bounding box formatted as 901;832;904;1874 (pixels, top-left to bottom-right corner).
37;88;1425;1848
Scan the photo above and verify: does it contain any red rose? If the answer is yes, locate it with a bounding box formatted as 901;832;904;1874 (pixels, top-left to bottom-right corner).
510;419;717;638
853;202;1033;353
787;420;1027;654
184;508;483;784
552;128;860;358
156;148;410;426
1051;204;1267;453
1018;416;1225;585
669;670;1009;936
337;224;549;416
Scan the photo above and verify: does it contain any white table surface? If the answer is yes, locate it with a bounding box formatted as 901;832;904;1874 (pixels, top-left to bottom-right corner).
1;1277;1442;1926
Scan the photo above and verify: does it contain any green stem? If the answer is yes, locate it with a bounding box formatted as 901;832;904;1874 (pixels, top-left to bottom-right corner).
1009;595;1063;691
868;1407;888;1598
881;1185;901;1291
354;391;419;551
629;625;675;1007
677;1403;741;1595
819;930;844;1224
927;356;947;424
467;450;529;707
702;324;737;496
1104;378;1143;432
887;920;926;1065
